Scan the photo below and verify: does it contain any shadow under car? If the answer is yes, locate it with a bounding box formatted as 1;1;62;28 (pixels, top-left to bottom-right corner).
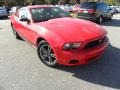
55;44;120;89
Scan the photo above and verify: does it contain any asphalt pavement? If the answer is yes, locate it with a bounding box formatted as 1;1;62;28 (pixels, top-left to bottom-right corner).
0;14;120;90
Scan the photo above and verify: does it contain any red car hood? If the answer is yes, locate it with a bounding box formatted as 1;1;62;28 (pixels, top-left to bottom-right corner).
35;17;106;42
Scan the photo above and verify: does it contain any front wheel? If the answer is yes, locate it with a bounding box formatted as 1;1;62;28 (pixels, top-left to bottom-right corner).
37;40;58;67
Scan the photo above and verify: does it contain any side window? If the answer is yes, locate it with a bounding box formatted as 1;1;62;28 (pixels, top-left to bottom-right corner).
103;3;107;10
19;9;30;20
106;5;110;10
97;3;104;10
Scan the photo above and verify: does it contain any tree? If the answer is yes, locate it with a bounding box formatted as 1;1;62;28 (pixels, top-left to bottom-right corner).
0;0;119;6
105;0;120;5
106;0;113;5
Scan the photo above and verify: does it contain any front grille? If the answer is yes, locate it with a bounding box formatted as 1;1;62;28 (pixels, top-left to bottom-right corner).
84;37;106;49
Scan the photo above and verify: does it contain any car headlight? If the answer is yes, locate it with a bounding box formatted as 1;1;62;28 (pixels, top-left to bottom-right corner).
63;43;81;50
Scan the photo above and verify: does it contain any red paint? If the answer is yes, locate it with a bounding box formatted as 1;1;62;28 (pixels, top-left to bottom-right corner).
10;5;109;66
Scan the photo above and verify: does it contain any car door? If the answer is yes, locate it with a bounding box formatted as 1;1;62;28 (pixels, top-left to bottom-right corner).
106;5;112;17
102;3;110;18
17;8;36;45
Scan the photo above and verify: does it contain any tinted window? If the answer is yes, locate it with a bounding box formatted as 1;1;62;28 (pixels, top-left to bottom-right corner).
80;2;96;9
31;7;71;22
103;3;107;10
96;3;104;10
19;8;30;19
96;3;109;10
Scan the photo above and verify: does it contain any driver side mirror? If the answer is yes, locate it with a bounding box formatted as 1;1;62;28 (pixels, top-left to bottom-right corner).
20;15;31;24
20;17;31;24
20;17;28;21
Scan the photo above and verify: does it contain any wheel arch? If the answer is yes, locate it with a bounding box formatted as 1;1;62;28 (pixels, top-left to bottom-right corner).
36;37;46;46
11;22;13;26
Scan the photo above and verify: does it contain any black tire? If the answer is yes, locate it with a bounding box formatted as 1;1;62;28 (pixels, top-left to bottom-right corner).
11;23;21;39
37;40;58;67
109;14;113;20
4;16;8;19
97;16;103;24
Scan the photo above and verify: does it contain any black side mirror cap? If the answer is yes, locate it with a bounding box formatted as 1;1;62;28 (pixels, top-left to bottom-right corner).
20;18;29;21
20;18;31;24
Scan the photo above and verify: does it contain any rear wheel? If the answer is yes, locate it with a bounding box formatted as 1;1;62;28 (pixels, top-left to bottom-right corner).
97;16;103;24
37;40;58;67
109;14;113;20
11;23;21;39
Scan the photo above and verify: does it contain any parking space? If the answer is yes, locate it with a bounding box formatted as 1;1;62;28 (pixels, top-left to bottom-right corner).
0;14;120;90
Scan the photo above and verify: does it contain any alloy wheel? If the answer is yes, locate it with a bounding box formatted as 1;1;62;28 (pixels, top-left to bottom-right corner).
39;43;57;66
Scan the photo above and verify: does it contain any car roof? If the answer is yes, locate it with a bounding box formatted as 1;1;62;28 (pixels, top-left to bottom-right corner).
26;5;54;9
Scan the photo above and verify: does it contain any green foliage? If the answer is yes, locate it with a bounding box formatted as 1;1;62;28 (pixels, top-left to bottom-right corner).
21;0;59;5
105;0;113;5
105;0;120;5
0;0;120;6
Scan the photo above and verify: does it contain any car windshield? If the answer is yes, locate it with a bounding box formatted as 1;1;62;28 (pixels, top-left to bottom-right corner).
31;7;71;22
80;2;96;9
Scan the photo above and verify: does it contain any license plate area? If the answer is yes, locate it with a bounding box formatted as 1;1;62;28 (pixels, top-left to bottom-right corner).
83;10;88;13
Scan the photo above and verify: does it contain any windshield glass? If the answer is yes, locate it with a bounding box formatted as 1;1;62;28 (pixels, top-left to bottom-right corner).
31;7;71;22
80;2;96;9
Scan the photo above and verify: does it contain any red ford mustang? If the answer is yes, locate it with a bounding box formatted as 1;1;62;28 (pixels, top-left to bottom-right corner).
10;5;109;67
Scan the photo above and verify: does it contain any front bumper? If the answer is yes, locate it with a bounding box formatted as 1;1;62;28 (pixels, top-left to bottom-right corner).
55;38;109;66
